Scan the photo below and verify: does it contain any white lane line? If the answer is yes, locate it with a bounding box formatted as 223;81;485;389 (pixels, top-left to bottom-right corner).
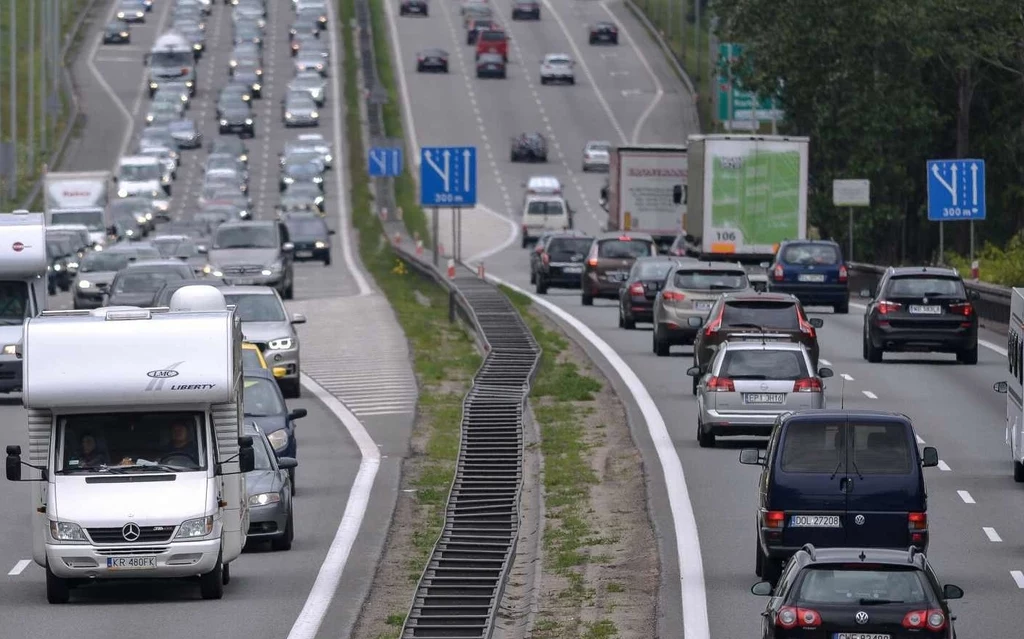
484;275;710;638
7;560;31;576
87;0;142;170
916;434;926;445
984;527;1002;542
937;460;951;471
862;390;878;399
820;358;832;366
840;373;854;381
957;490;975;504
1012;570;1024;588
286;374;380;639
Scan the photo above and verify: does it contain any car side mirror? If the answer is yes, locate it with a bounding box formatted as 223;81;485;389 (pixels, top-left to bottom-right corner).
994;381;1008;394
968;289;981;301
288;408;308;421
291;313;306;324
942;584;964;600
197;245;208;254
921;446;939;468
282;241;294;252
237;436;255;473
859;288;871;298
817;367;833;378
739;448;764;466
685;366;700;377
808;317;823;328
328;229;336;235
6;445;22;481
750;581;773;596
277;456;298;470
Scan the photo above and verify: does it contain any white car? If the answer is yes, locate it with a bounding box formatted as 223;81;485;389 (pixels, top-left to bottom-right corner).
582;140;611;172
539;53;574;85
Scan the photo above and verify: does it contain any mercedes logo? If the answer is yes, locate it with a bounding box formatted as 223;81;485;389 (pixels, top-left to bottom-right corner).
855;514;865;526
855;611;869;625
122;522;141;542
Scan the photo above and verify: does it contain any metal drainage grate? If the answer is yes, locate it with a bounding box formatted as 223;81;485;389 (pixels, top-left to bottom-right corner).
402;277;540;639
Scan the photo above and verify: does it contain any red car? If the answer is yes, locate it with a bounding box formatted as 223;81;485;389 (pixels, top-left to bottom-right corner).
475;29;508;61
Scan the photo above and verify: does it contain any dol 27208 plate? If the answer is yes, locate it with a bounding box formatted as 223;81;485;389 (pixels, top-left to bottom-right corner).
798;273;826;282
790;515;841;527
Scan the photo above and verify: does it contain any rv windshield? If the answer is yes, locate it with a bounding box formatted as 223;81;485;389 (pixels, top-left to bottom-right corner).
0;282;29;325
80;251;132;273
119;163;161;181
153;238;198;258
151;49;193;68
50;210;105;231
57;411;207;473
223;294;286;322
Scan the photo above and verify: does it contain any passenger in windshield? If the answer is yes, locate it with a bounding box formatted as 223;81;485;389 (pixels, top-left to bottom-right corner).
0;282;29;324
215;226;278;249
243;378;284;416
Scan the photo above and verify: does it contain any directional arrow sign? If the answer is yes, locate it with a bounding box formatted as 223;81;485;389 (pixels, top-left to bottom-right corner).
927;159;986;221
368;147;403;178
420;146;476;207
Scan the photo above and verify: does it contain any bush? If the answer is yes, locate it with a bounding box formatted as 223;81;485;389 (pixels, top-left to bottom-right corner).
946;234;1024;287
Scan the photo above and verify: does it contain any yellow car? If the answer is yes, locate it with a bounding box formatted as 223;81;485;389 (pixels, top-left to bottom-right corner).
242;342;287;379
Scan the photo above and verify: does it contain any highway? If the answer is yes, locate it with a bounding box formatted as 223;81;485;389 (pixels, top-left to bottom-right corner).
0;0;413;636
387;0;1021;636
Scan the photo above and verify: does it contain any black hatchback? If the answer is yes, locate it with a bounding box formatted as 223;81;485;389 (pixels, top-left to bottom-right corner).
861;265;979;364
281;213;333;265
751;545;963;638
533;232;592;293
617;256;678;329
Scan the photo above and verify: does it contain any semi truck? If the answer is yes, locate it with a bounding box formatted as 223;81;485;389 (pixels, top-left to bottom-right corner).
5;284;255;603
684;134;809;289
0;210;49;393
601;145;688;248
43;171;112;247
145;31;196;97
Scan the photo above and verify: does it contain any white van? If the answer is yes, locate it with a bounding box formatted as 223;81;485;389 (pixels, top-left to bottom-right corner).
522;175;563;200
520;194;572;248
116;155;170;199
5;285;255;603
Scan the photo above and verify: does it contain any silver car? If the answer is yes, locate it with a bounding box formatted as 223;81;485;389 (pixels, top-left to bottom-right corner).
288;72;327;106
219;286;305;397
688;341;833;447
295;132;332;168
582;140;611;172
283;94;320;127
294;50;327;76
242;423;295;550
168;119;202;148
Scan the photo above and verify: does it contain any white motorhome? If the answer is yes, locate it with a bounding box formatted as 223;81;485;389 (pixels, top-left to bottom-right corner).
146;32;197;97
0;211;49;393
116;155;171;199
996;287;1024;481
5;285;255;603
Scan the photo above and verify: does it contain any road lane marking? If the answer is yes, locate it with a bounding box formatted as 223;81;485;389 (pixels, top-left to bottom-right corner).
7;560;30;576
1012;570;1024;588
957;490;975;504
862;390;877;399
916;434;925;444
938;460;951;471
840;373;854;381
820;358;832;366
984;527;1002;542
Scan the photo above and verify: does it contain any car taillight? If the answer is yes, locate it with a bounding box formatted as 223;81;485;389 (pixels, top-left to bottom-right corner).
908;512;926;530
903;609;946;631
949;302;973;316
838;264;848;282
798;313;816;338
772;264;784;281
706;376;734;392
629;282;644;296
661;291;685;302
763;510;785;529
704;307;723;336
878;300;902;314
793;377;822;392
541;253;550;265
587;258;598;267
777;606;820;629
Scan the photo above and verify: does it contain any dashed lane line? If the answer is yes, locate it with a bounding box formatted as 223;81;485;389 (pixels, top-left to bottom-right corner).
984;527;1003;542
7;560;30;576
862;390;878;399
1012;570;1024;589
840;373;854;381
957;490;975;504
938;460;951;471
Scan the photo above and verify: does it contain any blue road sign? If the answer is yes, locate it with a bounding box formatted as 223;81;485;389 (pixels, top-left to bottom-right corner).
420;146;476;207
927;159;986;221
368;147;403;178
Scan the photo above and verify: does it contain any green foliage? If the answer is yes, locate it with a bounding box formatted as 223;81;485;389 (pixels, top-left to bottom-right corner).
946;234;1024;287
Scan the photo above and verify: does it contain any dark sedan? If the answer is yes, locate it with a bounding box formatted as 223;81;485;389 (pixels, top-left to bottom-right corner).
220;104;255;137
210;137;249;165
105;260;197;306
617;256;679;328
399;0;428;16
233;64;263;98
588;21;618;44
510;132;547;161
167;118;203;149
243;422;295;550
103;20;131;44
280;160;325;192
532;232;592;294
417;48;449;73
282;213;334;265
511;0;539;19
476;53;506;78
243;370;307;488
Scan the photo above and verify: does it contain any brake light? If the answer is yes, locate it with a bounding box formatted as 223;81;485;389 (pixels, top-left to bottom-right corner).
798;312;816;338
704;306;723;336
793;377;822;392
763;510;785;529
838;264;848;282
587;258;598;267
706;376;735;392
949;302;973;316
661;291;685;302
629;282;644;296
903;609;946;631
618;235;632;241
777;606;821;629
772;264;784;281
878;300;902;314
542;253;550;265
908;512;926;530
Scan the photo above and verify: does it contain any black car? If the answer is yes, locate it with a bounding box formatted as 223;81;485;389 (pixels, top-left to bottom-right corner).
399;0;428;15
46;238;74;294
510;0;539;19
750;545;962;638
106;260;197;307
281;213;334;265
217;83;253;115
103;20;131;44
475;52;506;78
768;240;849;313
417;48;449;73
282;183;326;213
617;256;679;328
861;265;978;364
510;132;547;162
296;7;327;32
210;137;249;165
220;104;255;137
532;232;592;294
242;369;307;487
588;21;618;44
234;22;263;48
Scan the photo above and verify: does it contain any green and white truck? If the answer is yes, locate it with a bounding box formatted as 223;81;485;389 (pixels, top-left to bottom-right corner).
684;134;809;288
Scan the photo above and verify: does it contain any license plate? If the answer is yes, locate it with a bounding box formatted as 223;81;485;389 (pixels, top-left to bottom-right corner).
561;265;582;274
608;271;627;281
836;635;890;639
798;273;826;282
909;305;941;314
231;278;256;285
296;250;313;257
694;301;713;311
790;515;842;527
744;393;785;404
107;557;157;570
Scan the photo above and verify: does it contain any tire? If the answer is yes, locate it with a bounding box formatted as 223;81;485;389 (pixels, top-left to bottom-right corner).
521;236;528;249
540;77;547;85
569;78;575;85
588;36;595;44
863;332;883;363
289;467;296;495
957;343;978;364
535;277;548;294
691;374;699;396
622;307;635;329
530;269;536;284
272;511;294;551
755;541;763;577
834;299;849;314
281;377;301;399
284;280;295;300
581;293;593;306
46;564;70;604
653;327;669;356
324;254;331;266
199;556;224;600
697;420;715;448
222;562;231;585
1015;460;1024;483
762;554;782;584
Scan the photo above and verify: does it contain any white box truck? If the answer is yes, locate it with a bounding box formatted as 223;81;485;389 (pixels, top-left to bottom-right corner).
4;285;255;603
602;145;687;248
996;288;1024;481
0;210;49;393
44;171;112;248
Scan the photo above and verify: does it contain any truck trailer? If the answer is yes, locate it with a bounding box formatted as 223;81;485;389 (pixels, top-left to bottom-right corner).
43;171;112;248
602;144;688;248
0;211;49;393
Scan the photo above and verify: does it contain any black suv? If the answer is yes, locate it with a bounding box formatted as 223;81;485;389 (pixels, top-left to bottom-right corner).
532;231;592;293
750;545;963;638
861;266;979;364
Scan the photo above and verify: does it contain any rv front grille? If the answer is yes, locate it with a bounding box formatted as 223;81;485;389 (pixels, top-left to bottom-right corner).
222;265;264;275
95;546;169;556
88;526;174;544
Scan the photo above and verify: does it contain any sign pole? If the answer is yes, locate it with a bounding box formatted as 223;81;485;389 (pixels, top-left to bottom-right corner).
456;207;463;263
848;206;853;262
450;207;457;264
969;221;974;277
432;206;439;267
938;222;944;265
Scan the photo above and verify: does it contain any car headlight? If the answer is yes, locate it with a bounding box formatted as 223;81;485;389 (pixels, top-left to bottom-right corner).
193;43;202;50
252;83;261;90
310;111;318;118
2;344;18;356
220;119;228;126
53;263;63;271
50;520;87;542
120;31;129;37
145;212;153;220
268;337;292;350
161;174;171;184
240;154;248;162
249;492;281;506
78;280;92;289
185;80;194;88
149;82;158;90
285;112;292;118
117;11;125;18
67;261;79;269
312;175;323;183
134;214;147;224
175;515;214;539
314;241;327;249
267;429;288;451
283;176;294;184
245;118;253;125
255;68;262;75
126;229;135;237
117;188;129;197
230;60;238;67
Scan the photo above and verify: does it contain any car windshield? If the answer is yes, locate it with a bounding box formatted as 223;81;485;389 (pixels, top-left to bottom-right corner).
0;282;29;324
57;412;206;472
109;199;150;215
722;300;799;329
287;98;315;110
250;433;274;470
633;260;675;279
719;349;808;380
547;238;592;259
795;567;931;605
597;239;654;259
243;377;285;416
526;200;565;216
80;252;132;272
287;151;321;165
782;243;840;265
292;76;322;88
547;57;571;66
223;293;286;322
286;218;327;237
49;211;105;230
674;270;748;291
154;239;198;258
888;276;964;298
242;347;266;371
119;163;161;180
114;270;184;293
214;225;277;249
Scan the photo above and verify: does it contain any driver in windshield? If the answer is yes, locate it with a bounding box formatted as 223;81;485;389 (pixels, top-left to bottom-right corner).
165;420;199;467
78;433;109;468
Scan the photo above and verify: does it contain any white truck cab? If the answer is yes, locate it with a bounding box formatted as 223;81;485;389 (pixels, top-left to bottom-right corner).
0;211;48;393
5;285;255;603
116;155;171;199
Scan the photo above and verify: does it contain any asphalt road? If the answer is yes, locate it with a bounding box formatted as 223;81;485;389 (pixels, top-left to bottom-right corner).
390;1;1022;636
0;0;414;636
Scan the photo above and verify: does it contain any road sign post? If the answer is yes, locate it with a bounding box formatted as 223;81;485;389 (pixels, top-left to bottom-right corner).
420;146;477;207
832;179;871;261
926;159;986;266
716;43;783;129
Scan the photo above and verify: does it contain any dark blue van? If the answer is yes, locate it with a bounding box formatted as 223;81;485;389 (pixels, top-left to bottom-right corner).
739;409;938;582
767;240;849;314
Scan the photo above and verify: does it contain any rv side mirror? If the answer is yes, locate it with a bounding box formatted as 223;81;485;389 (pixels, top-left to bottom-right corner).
994;381;1008;394
808;317;824;328
277;456;298;470
921;446;939;468
288;408;308;421
751;581;773;596
817;367;834;378
739;448;764;466
291;313;306;324
5;445;22;482
197;246;207;254
942;584;964;600
685;366;700;377
238;445;255;473
282;241;295;252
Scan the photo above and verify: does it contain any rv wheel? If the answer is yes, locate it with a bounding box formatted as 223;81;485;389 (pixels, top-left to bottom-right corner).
46;563;70;604
199;556;224;599
222;562;231;585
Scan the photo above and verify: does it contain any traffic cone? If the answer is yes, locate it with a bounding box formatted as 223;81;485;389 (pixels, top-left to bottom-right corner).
439;243;445;256
477;262;485;278
415;240;424;256
971;260;980;280
447;259;456;279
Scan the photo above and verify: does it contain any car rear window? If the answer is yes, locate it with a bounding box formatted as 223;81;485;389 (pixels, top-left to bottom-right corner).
722;300;799;329
481;30;506;42
782;243;840;265
674;270;747;291
633;260;675;279
597;239;654;259
547;238;591;259
887;276;964;298
780;422;844;472
720;350;807;380
795;567;931;604
780;423;912;473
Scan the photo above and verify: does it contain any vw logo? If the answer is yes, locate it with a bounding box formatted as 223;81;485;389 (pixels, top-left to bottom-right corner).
855;611;869;625
855;514;865;525
122;522;141;542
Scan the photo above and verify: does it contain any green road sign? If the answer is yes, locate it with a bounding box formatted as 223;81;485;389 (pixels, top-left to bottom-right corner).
716;43;782;123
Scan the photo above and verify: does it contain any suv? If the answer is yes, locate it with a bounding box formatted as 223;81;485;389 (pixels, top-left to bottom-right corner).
652;261;749;355
861;265;979;364
475;28;508;61
532;231;592;293
581;232;656;305
691;292;822;394
750;545;963;637
202;221;296;299
768;240;849;313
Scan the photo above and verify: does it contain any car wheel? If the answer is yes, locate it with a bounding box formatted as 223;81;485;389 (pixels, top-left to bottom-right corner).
1015;460;1024;483
222;562;231;585
834;299;849;314
654;330;669;356
957;342;978;365
755;541;763;577
581;292;593;306
622;307;635;330
198;555;224;600
46;563;70;604
521;236;529;248
569;78;575;85
588;36;595;44
324;254;332;266
271;511;294;551
529;268;536;284
863;332;883;363
281;377;302;399
691;374;698;396
535;276;548;294
697;420;715;448
416;63;422;72
284;281;295;300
